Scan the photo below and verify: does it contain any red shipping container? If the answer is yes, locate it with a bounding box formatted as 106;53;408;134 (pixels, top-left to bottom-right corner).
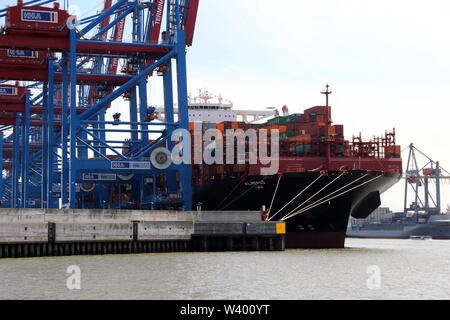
289;134;311;144
334;124;344;135
317;114;326;122
423;168;436;175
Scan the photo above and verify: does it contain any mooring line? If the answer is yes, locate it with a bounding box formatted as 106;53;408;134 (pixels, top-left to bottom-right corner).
214;179;243;210
282;173;369;221
268;175;282;215
280;173;344;221
269;174;322;221
282;175;382;221
219;184;257;210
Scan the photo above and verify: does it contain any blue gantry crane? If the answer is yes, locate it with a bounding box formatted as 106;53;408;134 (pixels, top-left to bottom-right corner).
0;0;200;210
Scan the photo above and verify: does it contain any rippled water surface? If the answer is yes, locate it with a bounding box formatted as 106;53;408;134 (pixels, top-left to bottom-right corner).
0;238;449;300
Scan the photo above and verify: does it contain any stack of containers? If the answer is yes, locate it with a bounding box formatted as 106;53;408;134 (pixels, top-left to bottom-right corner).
287;113;302;123
384;145;401;158
267;116;288;126
288;134;312;156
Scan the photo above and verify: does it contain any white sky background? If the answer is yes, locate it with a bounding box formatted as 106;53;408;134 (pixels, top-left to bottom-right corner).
2;0;450;211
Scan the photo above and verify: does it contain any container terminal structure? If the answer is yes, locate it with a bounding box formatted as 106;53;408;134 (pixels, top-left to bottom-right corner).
0;0;200;211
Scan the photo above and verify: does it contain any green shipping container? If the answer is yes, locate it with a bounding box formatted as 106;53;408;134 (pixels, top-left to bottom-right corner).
305;144;312;153
296;145;304;153
280;131;295;139
268;116;288;126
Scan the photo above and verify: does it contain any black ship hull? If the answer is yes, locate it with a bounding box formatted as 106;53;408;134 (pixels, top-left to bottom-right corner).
193;170;401;249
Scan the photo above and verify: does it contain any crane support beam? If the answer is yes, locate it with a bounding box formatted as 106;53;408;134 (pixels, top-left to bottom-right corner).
0;35;173;56
0;69;132;84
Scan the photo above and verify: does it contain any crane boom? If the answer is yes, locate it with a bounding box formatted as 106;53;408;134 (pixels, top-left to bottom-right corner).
108;2;127;75
149;0;164;44
183;0;199;46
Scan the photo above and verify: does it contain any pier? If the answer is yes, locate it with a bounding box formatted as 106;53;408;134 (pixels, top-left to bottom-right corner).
0;209;285;258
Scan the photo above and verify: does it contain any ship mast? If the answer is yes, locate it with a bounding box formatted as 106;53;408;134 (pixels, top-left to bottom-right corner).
321;84;332;108
321;84;332;165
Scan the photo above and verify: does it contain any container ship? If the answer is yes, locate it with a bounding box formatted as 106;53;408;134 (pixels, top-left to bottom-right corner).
173;87;403;249
347;206;450;240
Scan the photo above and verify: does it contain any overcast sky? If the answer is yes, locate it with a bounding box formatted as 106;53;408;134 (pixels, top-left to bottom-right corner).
186;0;450;212
2;0;449;211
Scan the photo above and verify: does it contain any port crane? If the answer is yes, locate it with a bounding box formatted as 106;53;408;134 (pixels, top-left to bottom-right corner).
0;0;200;210
402;143;450;216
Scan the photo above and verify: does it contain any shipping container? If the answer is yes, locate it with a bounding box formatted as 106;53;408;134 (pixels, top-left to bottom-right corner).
385;145;401;158
423;168;436;175
287;113;303;123
217;123;225;132
280;131;295;139
305;144;312;153
317;114;326;122
334;125;344;135
304;106;331;116
301;114;309;122
328;125;336;135
296;145;304;153
289;134;312;144
270;125;287;133
287;123;295;131
268;116;288;126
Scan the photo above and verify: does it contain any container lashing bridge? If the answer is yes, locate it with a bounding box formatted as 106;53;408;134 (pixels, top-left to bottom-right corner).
0;0;200;210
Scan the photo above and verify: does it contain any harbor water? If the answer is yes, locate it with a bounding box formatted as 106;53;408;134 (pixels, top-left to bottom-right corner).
0;238;449;300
